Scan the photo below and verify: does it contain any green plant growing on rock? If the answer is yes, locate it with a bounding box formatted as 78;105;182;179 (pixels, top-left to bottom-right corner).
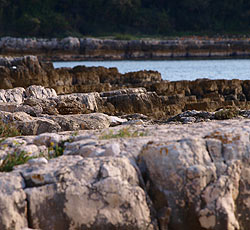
0;120;21;138
0;151;32;172
100;127;147;139
48;138;73;159
214;108;239;120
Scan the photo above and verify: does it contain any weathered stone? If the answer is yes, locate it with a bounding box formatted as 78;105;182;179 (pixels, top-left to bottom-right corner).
0;172;27;230
55;97;86;115
14;116;61;135
4;87;26;104
46;113;111;131
28;157;48;166
101;143;121;156
23;98;58;115
138;127;250;230
25;85;57;99
33;133;62;147
57;92;101;112
20;156;157;230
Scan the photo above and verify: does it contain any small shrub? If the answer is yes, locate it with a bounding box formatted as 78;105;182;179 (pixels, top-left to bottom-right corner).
0;151;32;172
113;33;136;40
214;108;239;120
100;127;147;139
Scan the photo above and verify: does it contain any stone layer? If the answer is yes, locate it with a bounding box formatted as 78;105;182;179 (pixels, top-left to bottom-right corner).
1;56;250;119
1;37;250;60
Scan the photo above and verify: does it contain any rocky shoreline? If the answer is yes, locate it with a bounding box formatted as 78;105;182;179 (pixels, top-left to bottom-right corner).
0;56;250;229
1;37;250;61
1;55;250;120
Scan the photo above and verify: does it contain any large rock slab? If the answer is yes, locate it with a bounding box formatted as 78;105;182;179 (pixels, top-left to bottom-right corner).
18;156;158;230
138;125;250;230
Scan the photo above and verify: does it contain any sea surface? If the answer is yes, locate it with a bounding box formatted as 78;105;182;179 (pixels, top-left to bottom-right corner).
53;59;250;81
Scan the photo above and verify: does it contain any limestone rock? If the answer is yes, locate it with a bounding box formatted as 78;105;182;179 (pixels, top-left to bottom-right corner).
46;113;111;131
25;85;57;99
33;133;62;147
55;97;86;115
138;129;250;230
20;156;158;230
58;92;101;112
14;116;61;135
0;172;28;230
101;88;165;119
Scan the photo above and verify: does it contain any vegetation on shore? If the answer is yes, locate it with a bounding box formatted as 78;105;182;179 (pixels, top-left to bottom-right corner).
0;0;250;38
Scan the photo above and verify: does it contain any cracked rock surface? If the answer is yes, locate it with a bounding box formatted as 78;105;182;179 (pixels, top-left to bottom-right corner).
1;119;250;230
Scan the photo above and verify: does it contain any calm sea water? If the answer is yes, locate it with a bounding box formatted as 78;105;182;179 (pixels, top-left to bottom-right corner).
53;59;250;81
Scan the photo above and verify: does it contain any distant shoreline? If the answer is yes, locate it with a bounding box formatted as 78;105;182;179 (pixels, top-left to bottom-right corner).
1;36;250;61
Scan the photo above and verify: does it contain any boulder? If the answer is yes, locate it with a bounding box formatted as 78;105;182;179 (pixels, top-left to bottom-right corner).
0;172;28;230
45;113;111;131
138;129;250;230
20;156;158;230
25;85;57;99
100;88;165;119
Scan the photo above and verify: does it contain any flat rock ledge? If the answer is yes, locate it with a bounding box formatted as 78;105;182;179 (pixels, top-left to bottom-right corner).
1;56;250;119
1;37;250;60
0;118;250;230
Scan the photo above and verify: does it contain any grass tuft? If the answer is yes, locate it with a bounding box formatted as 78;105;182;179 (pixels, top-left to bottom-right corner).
100;127;147;139
0;151;32;172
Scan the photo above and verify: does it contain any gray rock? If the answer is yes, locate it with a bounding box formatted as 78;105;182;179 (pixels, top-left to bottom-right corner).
102;143;121;156
20;156;157;229
25;85;57;99
46;113;111;131
16;144;48;158
138;129;250;230
0;172;28;230
15;117;61;135
109;116;128;126
4;87;26;104
58;92;101;112
33;133;62;147
63;139;98;156
28;157;48;166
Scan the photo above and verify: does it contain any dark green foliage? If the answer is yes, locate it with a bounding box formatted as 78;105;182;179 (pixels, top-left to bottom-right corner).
214;108;239;120
0;151;32;172
48;141;66;158
0;0;250;37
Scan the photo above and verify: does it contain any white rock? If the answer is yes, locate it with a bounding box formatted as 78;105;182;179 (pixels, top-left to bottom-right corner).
102;143;120;156
33;133;61;147
26;85;57;99
28;157;48;166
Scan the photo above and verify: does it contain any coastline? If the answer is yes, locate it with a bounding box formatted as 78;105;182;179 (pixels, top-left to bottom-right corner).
0;55;250;230
1;36;250;61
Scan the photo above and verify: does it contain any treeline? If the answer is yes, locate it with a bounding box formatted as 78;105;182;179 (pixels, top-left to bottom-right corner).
0;0;250;37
